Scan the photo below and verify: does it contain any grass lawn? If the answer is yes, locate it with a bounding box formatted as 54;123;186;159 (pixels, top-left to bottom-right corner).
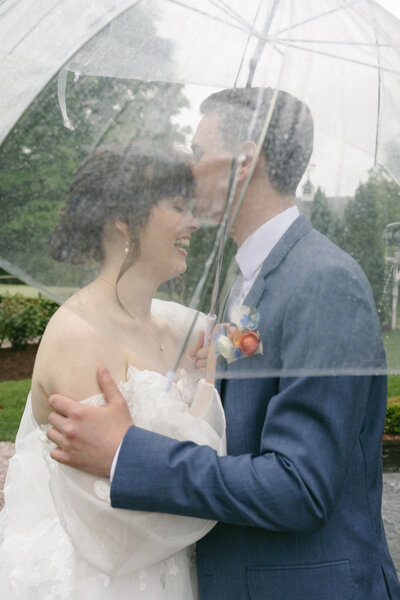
0;284;174;304
383;329;400;373
383;330;400;398
0;284;42;298
0;284;77;302
0;379;31;441
0;373;400;442
388;375;400;398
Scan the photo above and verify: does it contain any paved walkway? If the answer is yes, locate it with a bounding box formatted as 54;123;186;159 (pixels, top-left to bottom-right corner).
0;442;14;510
383;473;400;574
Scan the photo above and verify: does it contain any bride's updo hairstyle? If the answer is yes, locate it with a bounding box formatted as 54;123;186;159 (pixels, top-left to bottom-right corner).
49;144;193;273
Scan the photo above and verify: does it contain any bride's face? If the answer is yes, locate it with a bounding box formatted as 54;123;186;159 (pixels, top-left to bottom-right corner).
137;196;199;281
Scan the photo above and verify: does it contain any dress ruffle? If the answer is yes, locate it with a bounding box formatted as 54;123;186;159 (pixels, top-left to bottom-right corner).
0;355;226;599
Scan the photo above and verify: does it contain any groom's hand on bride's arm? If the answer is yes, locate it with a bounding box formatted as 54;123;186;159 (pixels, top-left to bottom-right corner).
46;367;133;478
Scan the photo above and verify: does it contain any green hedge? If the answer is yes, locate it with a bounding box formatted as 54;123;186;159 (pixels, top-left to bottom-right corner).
0;293;58;349
385;397;400;436
1;294;400;436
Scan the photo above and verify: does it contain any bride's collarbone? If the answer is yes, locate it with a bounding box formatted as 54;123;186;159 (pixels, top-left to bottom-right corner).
124;342;177;376
123;329;194;376
62;294;184;357
116;316;179;354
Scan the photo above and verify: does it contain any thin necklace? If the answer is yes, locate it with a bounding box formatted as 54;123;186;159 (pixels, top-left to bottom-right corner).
97;275;165;352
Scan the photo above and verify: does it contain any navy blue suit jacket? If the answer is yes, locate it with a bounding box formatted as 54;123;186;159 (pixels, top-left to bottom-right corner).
111;216;400;599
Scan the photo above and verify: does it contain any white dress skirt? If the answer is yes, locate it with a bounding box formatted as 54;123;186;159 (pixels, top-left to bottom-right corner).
0;302;226;600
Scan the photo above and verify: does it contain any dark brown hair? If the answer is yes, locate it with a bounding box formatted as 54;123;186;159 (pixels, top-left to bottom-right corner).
200;87;313;195
49;144;193;271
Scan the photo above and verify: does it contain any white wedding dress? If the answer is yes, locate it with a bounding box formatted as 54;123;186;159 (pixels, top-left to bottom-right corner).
0;302;226;600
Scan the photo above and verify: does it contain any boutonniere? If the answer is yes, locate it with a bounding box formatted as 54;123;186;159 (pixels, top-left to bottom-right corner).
213;305;263;363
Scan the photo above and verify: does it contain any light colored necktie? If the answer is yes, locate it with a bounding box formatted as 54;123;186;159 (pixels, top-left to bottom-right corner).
217;258;240;322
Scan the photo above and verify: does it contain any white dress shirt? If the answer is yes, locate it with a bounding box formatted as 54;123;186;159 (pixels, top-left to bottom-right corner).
111;205;300;481
226;205;300;320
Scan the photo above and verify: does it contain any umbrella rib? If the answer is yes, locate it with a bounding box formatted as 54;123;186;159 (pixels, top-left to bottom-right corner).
205;0;258;33
4;0;65;56
346;0;394;38
272;1;360;37
274;38;395;48
207;4;289;316
207;86;270;314
189;219;226;310
0;257;63;305
375;56;382;167
246;0;280;88
371;8;382;168
190;154;241;314
166;0;260;37
89;93;137;151
165;1;400;77
274;39;400;75
233;0;264;88
210;158;241;313
272;6;347;37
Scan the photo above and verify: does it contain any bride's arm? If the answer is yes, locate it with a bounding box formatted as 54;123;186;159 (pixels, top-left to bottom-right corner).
35;304;225;576
42;375;225;578
31;306;127;425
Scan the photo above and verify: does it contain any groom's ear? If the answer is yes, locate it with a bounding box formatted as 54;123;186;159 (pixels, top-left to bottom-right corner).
236;141;258;182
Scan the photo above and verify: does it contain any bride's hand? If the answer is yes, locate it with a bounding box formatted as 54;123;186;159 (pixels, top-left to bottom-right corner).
188;330;208;376
46;367;133;477
188;330;217;383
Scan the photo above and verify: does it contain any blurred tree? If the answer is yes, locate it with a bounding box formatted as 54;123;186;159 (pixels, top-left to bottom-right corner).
310;187;332;236
0;2;190;288
367;166;400;227
337;175;391;317
368;167;400;326
384;139;400;183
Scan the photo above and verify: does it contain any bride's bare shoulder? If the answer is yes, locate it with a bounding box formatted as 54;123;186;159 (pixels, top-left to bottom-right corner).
35;302;108;364
31;302;127;424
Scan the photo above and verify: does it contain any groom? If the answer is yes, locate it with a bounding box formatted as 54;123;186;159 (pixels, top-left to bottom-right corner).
47;88;400;599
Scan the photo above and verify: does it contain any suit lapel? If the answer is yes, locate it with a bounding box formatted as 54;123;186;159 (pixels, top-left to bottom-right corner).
244;215;312;308
218;215;312;390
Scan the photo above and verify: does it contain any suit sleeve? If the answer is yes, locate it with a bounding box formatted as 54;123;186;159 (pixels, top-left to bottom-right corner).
111;261;386;533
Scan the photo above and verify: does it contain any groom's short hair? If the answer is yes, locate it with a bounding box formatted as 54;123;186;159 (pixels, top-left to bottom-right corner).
200;87;313;196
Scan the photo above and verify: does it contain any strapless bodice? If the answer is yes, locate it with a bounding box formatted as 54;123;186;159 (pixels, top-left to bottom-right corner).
1;365;226;600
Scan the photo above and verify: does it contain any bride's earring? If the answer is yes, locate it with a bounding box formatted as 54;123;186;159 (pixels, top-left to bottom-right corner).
124;239;130;255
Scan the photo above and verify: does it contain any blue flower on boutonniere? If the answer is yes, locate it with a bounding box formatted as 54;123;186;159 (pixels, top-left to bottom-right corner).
213;305;263;363
231;305;260;331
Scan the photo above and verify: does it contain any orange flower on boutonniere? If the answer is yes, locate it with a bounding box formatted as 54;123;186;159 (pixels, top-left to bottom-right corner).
239;330;260;356
213;305;263;363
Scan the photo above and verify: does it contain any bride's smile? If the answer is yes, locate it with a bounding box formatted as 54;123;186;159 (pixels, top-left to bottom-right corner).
29;145;203;412
137;195;199;283
175;235;190;257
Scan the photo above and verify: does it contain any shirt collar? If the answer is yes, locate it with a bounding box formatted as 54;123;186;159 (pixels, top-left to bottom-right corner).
235;205;300;280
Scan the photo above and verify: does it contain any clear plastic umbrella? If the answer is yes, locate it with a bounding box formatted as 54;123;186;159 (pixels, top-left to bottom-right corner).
1;0;400;377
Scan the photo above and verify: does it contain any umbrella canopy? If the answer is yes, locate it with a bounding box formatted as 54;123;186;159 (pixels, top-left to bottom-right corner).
1;1;400;180
1;0;400;376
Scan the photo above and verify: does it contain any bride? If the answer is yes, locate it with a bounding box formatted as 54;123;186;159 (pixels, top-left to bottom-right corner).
0;144;226;599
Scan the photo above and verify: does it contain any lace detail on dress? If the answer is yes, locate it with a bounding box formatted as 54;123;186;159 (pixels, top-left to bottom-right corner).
1;364;224;599
40;367;199;490
0;516;74;599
